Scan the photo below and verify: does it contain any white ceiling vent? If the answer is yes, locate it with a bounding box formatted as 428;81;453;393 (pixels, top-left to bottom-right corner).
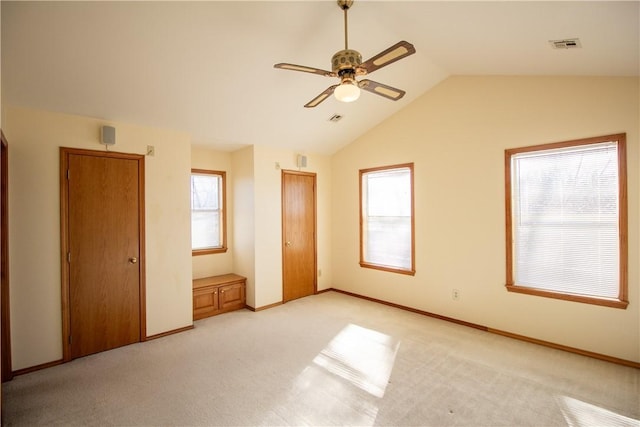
549;38;582;49
328;114;343;122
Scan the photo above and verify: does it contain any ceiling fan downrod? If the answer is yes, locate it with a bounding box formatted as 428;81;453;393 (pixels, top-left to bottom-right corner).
338;0;354;50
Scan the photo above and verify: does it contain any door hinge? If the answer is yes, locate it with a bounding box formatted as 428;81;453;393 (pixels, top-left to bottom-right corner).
67;169;70;180
68;335;72;344
67;252;71;263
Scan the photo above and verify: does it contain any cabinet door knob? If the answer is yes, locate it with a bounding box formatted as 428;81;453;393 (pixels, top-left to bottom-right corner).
285;241;291;247
129;257;138;264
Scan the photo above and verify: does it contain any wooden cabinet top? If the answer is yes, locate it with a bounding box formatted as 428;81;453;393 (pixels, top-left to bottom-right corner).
193;274;246;290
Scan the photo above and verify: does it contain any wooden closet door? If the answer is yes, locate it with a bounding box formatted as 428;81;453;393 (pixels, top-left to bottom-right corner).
62;149;145;360
282;170;317;302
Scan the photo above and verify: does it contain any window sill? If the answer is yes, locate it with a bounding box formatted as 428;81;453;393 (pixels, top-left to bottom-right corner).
505;284;628;309
360;262;415;276
192;247;228;256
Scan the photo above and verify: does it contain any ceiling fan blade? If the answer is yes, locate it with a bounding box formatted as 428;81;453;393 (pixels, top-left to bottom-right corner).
304;85;338;108
359;41;416;74
274;63;336;77
358;79;406;101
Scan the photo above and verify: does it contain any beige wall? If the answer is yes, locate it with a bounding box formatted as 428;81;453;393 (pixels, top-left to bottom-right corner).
4;107;193;370
231;145;332;309
331;76;640;363
231;146;256;307
191;146;234;279
252;145;332;308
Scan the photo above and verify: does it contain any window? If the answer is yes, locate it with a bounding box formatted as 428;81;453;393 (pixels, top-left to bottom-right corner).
360;163;415;275
505;134;627;308
191;169;227;255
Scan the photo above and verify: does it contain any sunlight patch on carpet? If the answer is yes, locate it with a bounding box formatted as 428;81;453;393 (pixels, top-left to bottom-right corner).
313;324;400;398
558;396;639;427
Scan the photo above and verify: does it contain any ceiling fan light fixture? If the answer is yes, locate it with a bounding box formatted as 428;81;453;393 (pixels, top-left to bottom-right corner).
334;81;360;102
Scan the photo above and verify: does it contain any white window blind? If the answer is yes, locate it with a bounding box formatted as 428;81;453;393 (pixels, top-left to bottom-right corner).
361;166;413;271
191;173;222;250
510;141;620;298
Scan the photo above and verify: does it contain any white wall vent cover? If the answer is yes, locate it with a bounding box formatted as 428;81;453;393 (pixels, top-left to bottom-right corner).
549;38;582;49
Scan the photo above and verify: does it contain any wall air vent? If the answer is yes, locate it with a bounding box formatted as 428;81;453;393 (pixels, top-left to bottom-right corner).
328;114;343;122
549;38;582;49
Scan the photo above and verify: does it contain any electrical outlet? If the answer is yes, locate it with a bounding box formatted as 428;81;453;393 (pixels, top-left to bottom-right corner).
452;289;460;301
318;269;322;277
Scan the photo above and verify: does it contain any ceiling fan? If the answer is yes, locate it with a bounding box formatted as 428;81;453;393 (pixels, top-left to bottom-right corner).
274;0;416;108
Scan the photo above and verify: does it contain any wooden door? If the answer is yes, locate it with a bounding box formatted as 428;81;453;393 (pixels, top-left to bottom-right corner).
61;148;145;361
282;170;316;302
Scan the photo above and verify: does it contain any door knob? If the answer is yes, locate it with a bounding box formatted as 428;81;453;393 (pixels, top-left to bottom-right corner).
129;257;138;264
285;241;291;247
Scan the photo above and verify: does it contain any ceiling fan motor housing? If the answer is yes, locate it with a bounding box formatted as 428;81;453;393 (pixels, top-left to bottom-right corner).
332;49;362;73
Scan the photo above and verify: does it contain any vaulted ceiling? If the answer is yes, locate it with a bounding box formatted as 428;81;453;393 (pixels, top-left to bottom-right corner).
2;1;638;154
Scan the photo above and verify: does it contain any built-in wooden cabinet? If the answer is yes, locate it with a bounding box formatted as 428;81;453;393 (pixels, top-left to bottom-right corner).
192;274;246;320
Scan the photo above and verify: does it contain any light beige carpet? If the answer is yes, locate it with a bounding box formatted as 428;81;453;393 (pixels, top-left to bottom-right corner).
2;291;639;426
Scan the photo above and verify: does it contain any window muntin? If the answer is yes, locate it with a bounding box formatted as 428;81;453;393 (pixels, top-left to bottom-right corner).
505;134;627;308
360;163;415;275
191;169;227;255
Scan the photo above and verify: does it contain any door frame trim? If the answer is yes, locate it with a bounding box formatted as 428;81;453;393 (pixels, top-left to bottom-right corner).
1;131;12;382
60;147;146;362
281;169;317;302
